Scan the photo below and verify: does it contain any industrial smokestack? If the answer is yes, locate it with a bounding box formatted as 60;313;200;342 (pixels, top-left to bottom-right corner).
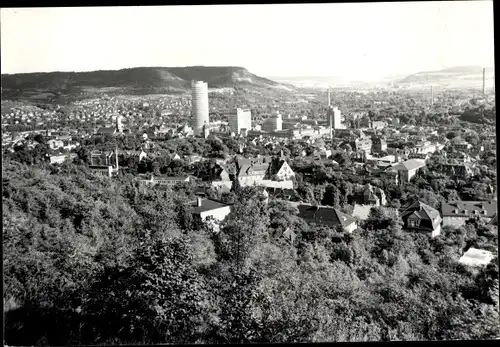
483;67;486;95
431;85;434;106
327;88;331;106
115;144;119;176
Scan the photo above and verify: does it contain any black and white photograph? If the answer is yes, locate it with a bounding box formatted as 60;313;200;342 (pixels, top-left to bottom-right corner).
1;2;498;345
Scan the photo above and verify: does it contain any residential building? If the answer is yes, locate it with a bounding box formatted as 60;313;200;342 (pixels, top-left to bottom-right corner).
400;200;442;237
267;158;295;181
47;139;64;150
414;141;437;154
237;156;271;182
89;165;114;177
393;159;426;184
49;154;68;164
191;197;231;223
350;183;387;206
349;184;388;220
290;202;358;233
341;137;373;153
452;140;473;152
443;162;476;180
371;136;387;152
441;201;497;227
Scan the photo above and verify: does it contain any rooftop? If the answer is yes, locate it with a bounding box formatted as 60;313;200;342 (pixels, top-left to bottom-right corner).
400;200;441;229
394;159;426;171
191;198;231;214
289;202;357;228
441;201;497;218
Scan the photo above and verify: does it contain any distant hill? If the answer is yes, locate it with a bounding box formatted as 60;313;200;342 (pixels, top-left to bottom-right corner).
1;66;295;99
397;65;495;88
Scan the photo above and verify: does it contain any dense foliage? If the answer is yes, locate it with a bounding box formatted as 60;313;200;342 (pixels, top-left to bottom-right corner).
3;157;499;345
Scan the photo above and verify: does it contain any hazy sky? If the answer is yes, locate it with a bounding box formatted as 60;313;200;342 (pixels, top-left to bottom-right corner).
1;2;495;80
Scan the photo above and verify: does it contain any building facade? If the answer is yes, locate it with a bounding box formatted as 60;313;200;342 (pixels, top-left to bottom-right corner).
441;201;497;227
191;81;210;136
227;108;252;135
400;200;442;238
394;159;426;184
262;114;283;132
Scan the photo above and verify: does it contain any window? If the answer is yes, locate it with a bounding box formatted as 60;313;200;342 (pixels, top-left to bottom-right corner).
408;219;418;228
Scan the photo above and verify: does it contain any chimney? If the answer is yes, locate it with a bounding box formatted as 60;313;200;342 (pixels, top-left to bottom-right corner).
197;197;203;207
482;67;486;95
115;144;119;174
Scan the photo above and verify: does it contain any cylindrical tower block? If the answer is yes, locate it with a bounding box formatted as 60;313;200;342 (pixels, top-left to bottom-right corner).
191;81;209;135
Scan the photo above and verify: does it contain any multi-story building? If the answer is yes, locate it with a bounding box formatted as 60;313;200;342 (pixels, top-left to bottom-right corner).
267;158;295;181
289;202;358;233
341;137;373;153
191;81;209;136
393;159;426;184
262;113;283;132
227;108;252;136
371;136;387;152
441;201;497;227
400;200;442;238
329;106;345;130
191;197;231;224
452;140;472;152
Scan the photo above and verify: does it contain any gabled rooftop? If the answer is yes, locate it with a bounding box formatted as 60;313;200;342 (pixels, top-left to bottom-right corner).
400;200;441;229
394;159;426;171
191;198;231;214
441;201;497;218
288;202;357;228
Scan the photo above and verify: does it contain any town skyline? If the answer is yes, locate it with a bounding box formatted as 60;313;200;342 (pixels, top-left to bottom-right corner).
1;2;495;80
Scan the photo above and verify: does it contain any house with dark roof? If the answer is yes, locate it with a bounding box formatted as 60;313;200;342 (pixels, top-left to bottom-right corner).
349;184;388;220
267;158;295;181
441;201;497;227
400;200;442;237
237;156;272;181
289;202;358;233
393;159;426;184
349;183;387;206
437;163;475;180
190;197;232;230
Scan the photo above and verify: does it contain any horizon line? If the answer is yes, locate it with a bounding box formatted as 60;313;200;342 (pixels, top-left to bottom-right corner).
1;63;494;77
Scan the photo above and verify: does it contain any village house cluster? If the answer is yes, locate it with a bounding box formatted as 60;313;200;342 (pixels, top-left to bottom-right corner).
1;84;497;267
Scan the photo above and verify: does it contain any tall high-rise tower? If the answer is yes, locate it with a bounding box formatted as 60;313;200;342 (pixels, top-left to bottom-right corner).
191;81;209;136
228;108;252;135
